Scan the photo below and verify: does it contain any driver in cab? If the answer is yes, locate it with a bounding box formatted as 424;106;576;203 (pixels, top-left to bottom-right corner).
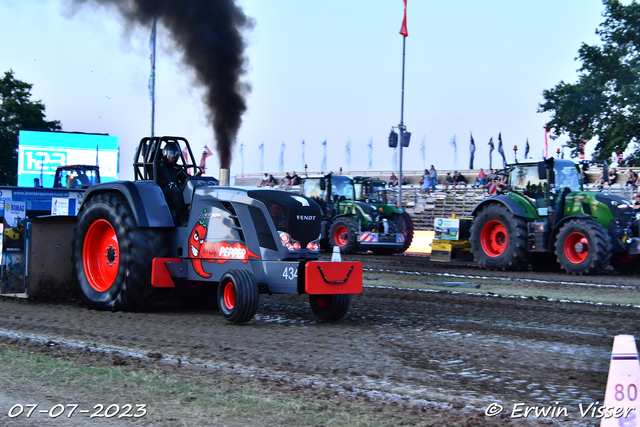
158;141;188;225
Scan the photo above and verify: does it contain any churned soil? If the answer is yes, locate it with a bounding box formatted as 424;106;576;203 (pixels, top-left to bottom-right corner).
0;254;637;426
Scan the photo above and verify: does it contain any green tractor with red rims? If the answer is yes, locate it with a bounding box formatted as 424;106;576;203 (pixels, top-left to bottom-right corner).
71;136;362;323
301;174;414;254
469;158;640;274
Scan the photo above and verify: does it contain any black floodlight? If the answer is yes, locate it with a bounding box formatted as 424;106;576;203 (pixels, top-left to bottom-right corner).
401;131;411;147
388;130;398;148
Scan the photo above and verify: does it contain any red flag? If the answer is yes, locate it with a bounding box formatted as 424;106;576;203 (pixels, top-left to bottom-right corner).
580;139;585;160
399;0;408;37
199;145;213;170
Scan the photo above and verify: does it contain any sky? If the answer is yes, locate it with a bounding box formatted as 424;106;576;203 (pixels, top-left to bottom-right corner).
0;0;615;180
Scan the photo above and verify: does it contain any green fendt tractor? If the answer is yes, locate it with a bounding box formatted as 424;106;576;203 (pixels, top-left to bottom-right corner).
301;174;414;254
470;158;640;274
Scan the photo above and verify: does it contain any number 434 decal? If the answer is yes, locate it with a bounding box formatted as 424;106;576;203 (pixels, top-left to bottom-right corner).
282;267;298;281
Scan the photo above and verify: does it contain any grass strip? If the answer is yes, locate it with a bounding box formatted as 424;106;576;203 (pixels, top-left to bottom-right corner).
0;344;396;427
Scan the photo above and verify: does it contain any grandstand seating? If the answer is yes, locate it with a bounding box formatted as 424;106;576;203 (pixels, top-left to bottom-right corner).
234;168;639;231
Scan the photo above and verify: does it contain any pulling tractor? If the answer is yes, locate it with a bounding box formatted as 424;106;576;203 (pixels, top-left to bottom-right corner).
301;174;414;254
470;158;640;274
72;136;362;322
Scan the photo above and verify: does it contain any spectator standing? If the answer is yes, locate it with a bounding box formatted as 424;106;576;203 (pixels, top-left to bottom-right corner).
472;168;487;187
419;169;429;195
428;165;438;192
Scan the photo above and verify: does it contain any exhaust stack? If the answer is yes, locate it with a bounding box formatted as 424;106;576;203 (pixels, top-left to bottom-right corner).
219;168;230;186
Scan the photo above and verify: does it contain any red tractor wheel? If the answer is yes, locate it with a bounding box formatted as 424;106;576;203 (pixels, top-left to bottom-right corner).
217;269;259;323
480;220;508;257
470;204;528;270
83;219;119;292
333;225;349;246
563;232;590;264
554;219;611;275
73;193;165;311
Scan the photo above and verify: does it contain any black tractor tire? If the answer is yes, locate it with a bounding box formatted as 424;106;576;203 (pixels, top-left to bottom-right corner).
469;204;528;271
329;217;359;254
217;269;259;323
309;294;352;321
554;219;612;275
72;193;166;311
609;253;640;274
610;218;640;274
395;212;414;253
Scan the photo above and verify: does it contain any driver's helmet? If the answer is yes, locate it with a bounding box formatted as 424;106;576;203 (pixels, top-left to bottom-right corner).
163;141;180;164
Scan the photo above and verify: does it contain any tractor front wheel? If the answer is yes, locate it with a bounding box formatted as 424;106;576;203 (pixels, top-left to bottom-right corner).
217;269;259;323
329;217;359;254
73;193;165;311
554;219;611;275
309;294;352;321
610;218;640;274
470;204;528;270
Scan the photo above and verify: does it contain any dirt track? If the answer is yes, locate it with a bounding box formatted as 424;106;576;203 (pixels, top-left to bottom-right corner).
0;254;638;426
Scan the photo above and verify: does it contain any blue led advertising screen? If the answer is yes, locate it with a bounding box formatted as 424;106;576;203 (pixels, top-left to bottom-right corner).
17;131;119;188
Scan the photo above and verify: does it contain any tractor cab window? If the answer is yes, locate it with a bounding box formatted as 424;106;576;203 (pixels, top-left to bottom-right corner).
554;162;582;192
331;176;354;202
355;183;389;204
303;179;326;204
510;165;547;200
76;169;99;187
57;169;97;189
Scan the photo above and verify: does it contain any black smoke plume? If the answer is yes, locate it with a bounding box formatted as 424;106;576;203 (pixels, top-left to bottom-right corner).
67;0;253;168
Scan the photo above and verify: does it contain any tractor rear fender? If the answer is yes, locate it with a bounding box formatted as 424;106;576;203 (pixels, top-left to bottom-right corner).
82;181;174;227
472;196;528;219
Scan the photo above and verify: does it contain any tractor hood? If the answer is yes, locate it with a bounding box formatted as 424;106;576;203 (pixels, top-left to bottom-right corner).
247;190;322;251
